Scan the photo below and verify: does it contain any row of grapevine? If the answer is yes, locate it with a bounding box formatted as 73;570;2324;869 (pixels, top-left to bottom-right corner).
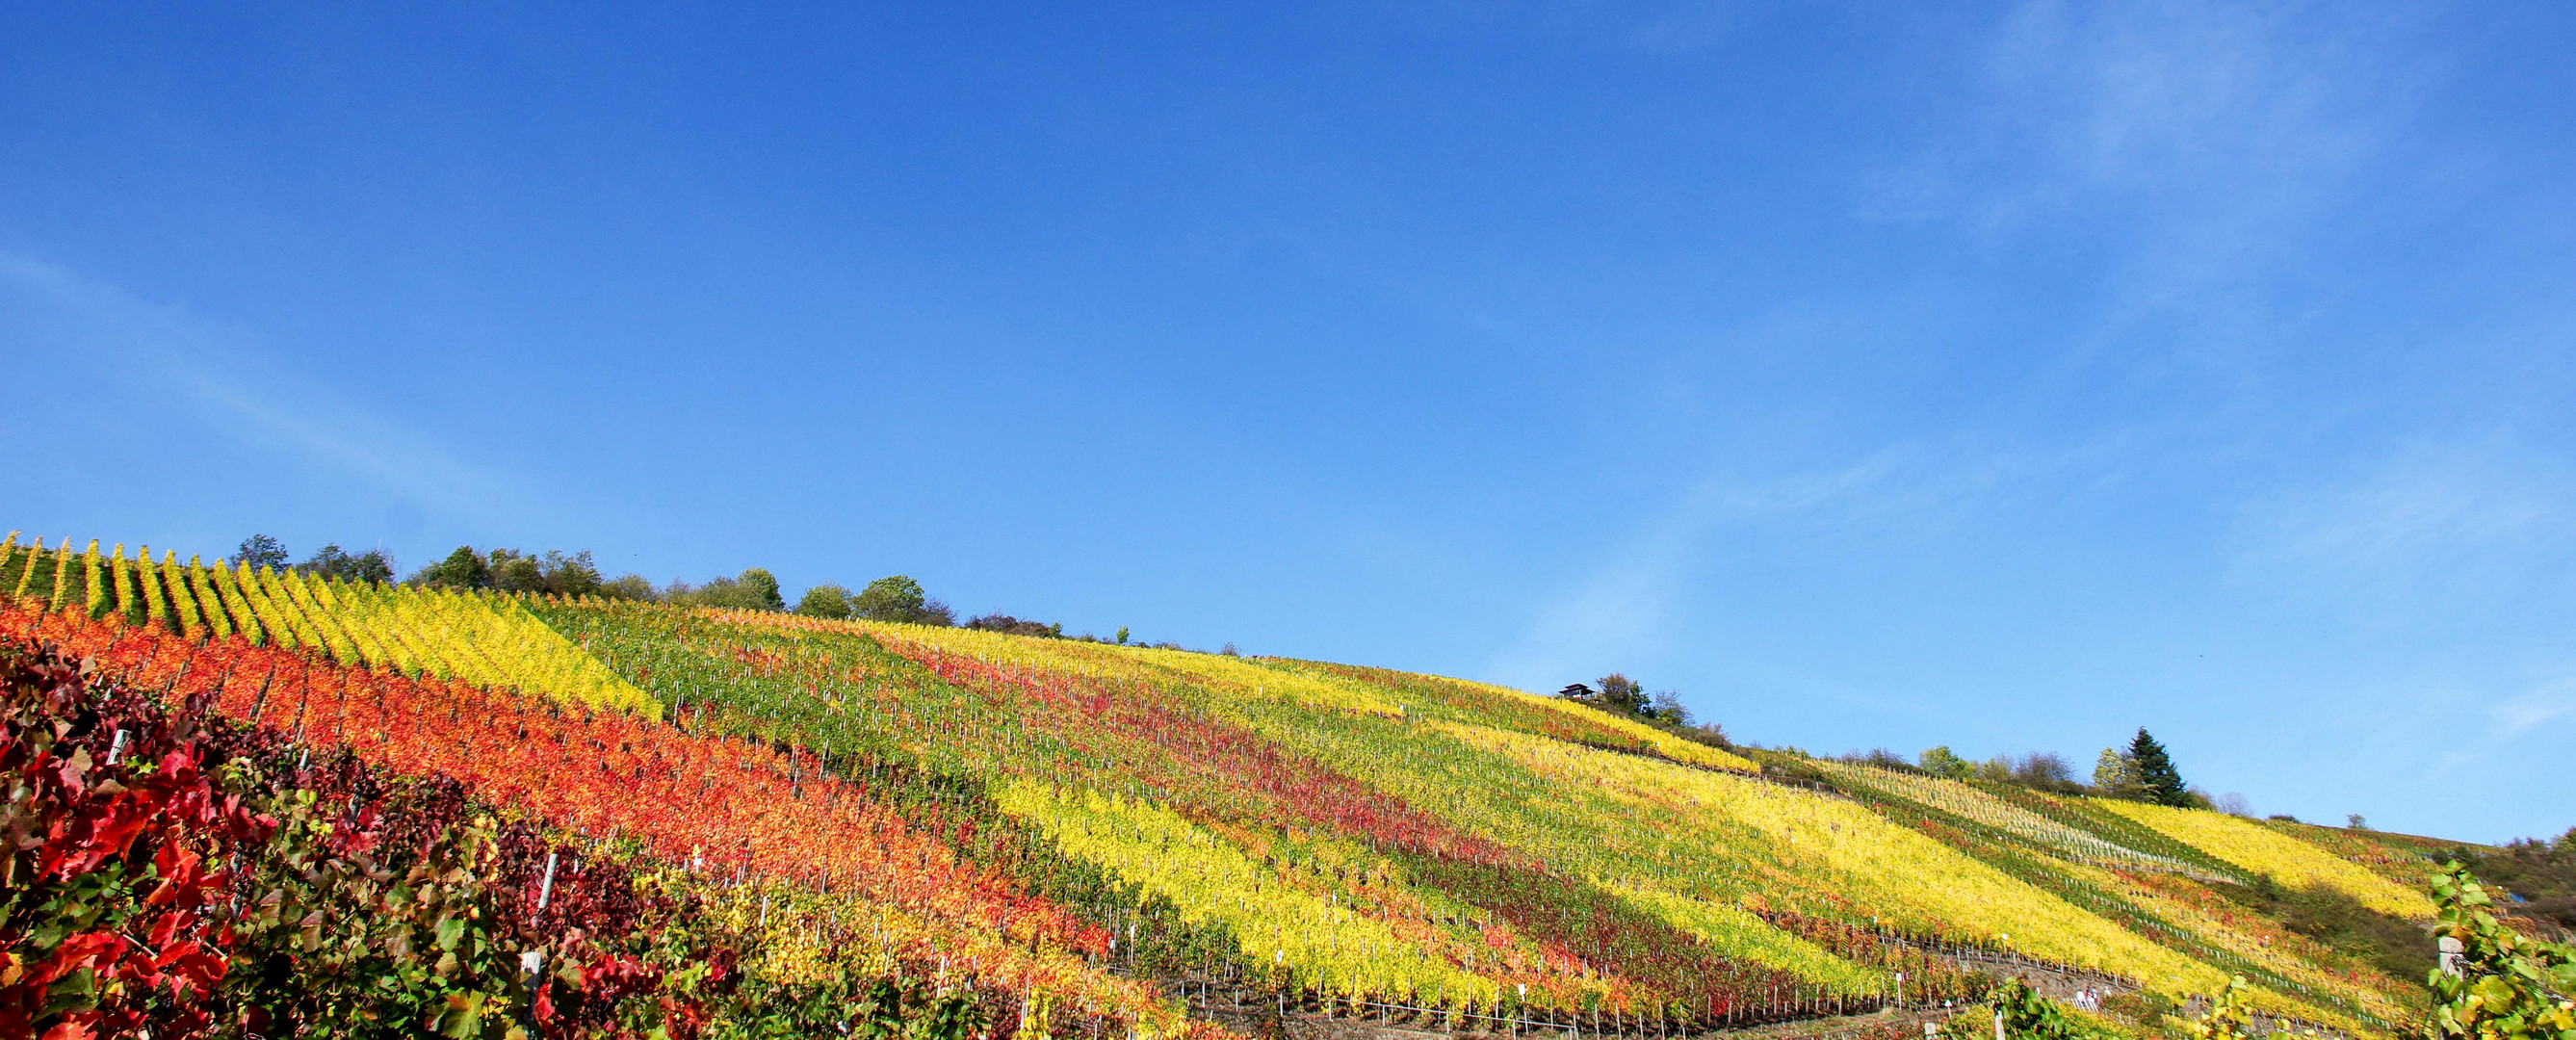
820;615;2175;1004
1;599;1197;1037
995;780;1503;1004
1;528;2459;1040
1252;658;1759;774
0;626;1114;1040
2091;801;2435;920
0;536;654;715
1806;759;2207;875
826;607;2429;1038
535;604;1651;1009
1436;719;2224;992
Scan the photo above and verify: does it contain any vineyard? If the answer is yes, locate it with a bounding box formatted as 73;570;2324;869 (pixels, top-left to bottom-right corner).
0;535;2494;1040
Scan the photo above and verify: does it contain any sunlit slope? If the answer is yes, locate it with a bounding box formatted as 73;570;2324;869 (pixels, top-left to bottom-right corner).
821;615;1899;1009
1435;721;2223;990
0;541;653;713
1782;758;2426;1032
1244;659;1759;773
829;619;2259;998
0;533;2452;1036
529;604;1746;1012
2266;819;2482;889
533;603;2430;1031
2092;801;2436;919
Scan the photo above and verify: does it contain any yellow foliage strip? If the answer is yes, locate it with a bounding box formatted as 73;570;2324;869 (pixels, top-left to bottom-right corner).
325;584;659;717
2095;867;2421;1031
1808;761;2197;873
197;561;251;639
236;564;315;648
755;612;1406;718
2089;801;2434;920
274;568;364;665
1463;678;1756;773
995;779;1503;1004
157;552;203;637
135;559;658;717
1592;881;1886;993
1178;813;1632;1007
1440;721;2225;996
180;558;231;638
2266;820;2485;889
1288;661;1757;773
1091;643;1405;717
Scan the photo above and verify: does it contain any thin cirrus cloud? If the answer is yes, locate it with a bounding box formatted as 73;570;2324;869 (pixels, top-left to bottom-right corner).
1863;0;2407;323
1487;451;1904;689
2228;438;2575;622
2493;678;2576;736
0;252;548;537
1939;1;2394;213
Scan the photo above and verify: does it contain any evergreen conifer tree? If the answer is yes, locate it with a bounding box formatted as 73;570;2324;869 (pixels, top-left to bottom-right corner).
2129;727;2188;806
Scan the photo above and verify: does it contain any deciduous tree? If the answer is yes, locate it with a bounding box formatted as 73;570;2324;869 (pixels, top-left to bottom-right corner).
297;543;395;585
852;575;952;625
232;533;289;569
2093;747;2143;799
796;583;853;619
1918;746;1972;780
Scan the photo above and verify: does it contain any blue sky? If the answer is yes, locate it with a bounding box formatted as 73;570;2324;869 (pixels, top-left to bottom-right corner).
4;2;2570;842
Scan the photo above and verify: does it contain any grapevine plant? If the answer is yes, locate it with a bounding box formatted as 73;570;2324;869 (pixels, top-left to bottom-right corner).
1;532;2526;1040
2427;864;2576;1040
0;642;993;1040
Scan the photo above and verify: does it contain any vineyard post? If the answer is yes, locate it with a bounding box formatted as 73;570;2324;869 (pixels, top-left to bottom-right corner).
247;663;276;722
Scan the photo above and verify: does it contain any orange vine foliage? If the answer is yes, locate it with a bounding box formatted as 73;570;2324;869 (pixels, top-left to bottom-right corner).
0;601;1142;1012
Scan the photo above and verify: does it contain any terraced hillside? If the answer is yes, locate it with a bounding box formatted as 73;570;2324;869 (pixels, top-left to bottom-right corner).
0;535;2484;1039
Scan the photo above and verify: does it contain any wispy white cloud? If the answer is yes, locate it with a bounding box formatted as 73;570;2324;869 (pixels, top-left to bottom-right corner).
1485;452;1901;688
2256;442;2556;559
2493;677;2576;736
2230;436;2576;618
1482;415;2172;693
1860;0;2426;380
0;252;546;533
1867;0;2400;226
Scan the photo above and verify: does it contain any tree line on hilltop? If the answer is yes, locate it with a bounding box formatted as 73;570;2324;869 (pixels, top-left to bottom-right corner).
1824;727;2211;809
1554;672;1733;750
1903;727;2200;807
1553;668;2247;815
235;533;2433;826
226;534;1189;648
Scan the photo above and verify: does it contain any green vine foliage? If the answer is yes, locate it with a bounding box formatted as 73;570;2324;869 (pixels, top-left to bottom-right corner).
0;641;1023;1040
221;780;535;1039
1939;977;2112;1040
2183;975;2255;1040
707;976;986;1040
2428;863;2576;1040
